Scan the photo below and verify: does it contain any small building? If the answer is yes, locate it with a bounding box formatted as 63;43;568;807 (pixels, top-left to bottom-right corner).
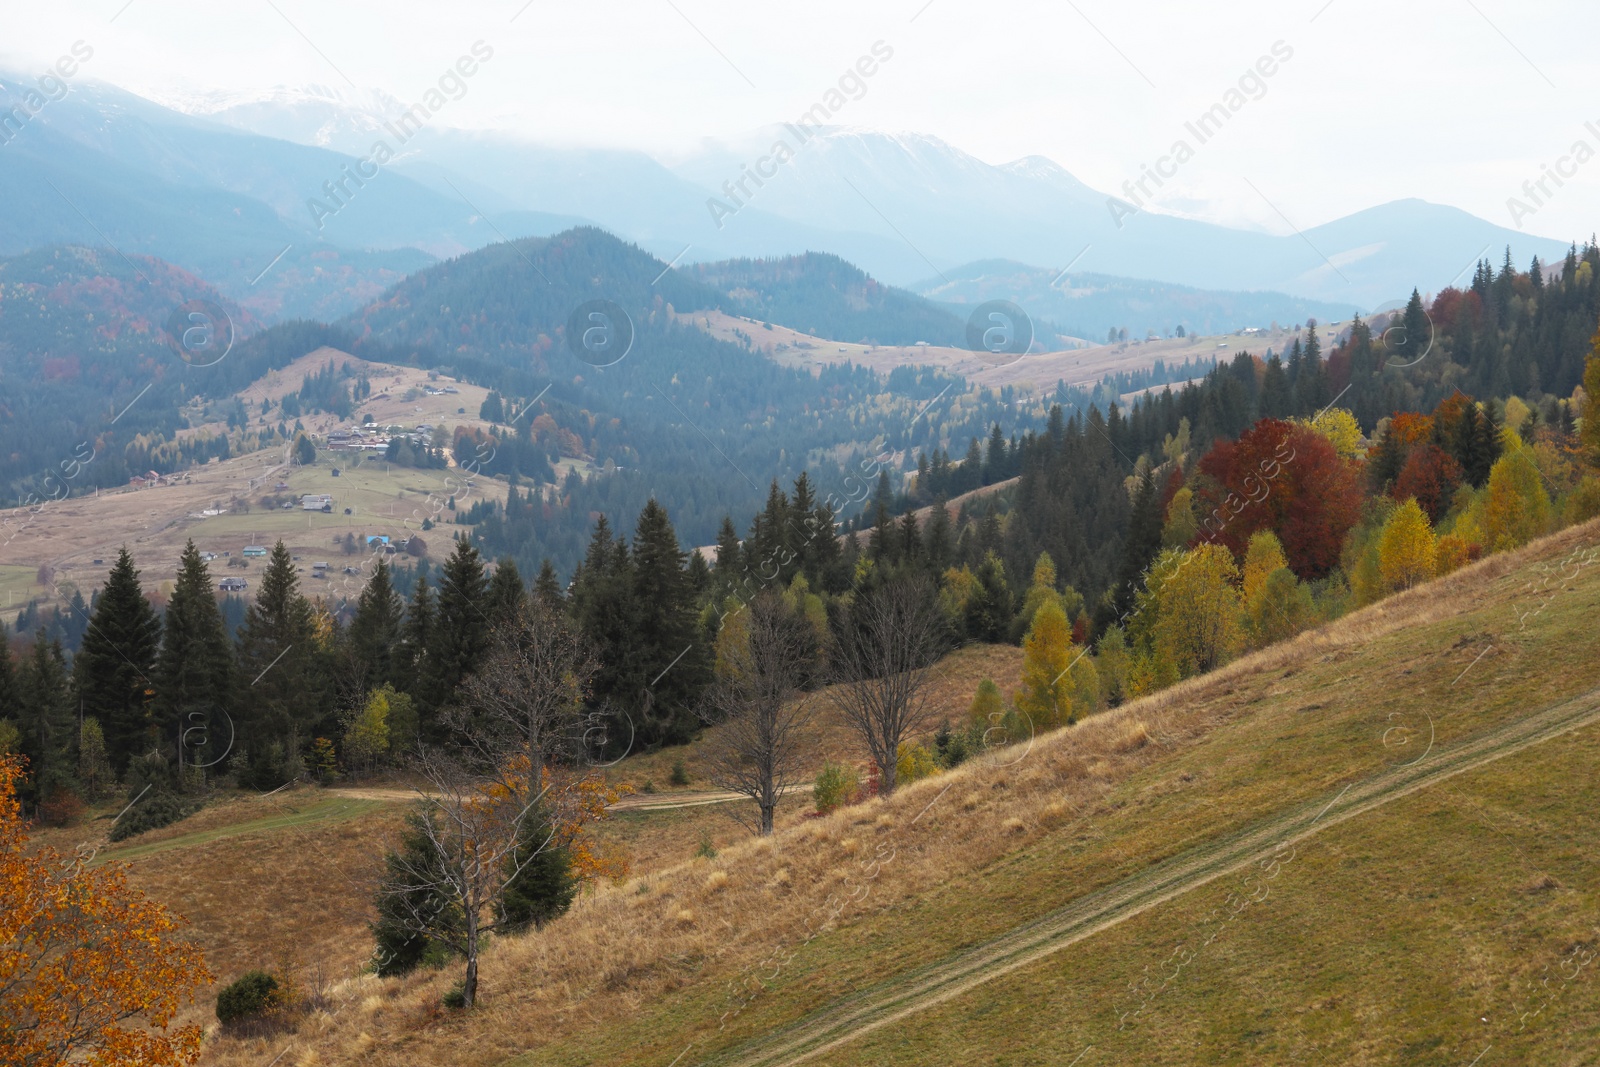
242;545;268;558
311;562;330;572
219;577;248;592
301;494;334;512
366;535;390;546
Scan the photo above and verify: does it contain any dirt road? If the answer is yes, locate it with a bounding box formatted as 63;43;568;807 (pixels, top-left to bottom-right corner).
698;684;1600;1067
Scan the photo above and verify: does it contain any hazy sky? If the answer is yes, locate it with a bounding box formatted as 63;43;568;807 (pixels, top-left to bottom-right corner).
5;0;1598;242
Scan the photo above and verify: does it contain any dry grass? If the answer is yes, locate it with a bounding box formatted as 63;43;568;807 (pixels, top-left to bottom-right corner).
184;519;1600;1066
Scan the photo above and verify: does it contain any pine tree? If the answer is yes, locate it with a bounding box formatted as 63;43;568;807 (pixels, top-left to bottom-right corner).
486;559;527;633
964;551;1012;642
73;548;160;774
1297;323;1330;411
1260;355;1292;418
923;497;953;574
630;500;710;746
348;558;403;690
17;638;75;808
421;537;491;726
236;541;321;784
398;577;435;696
533;560;564;608
153;541;233;771
712;516;744;589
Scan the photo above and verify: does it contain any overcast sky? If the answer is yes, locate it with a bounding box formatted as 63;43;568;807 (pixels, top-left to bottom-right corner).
5;0;1597;242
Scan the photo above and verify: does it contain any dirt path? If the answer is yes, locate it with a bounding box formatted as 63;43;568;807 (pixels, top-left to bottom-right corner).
698;685;1600;1067
326;786;777;812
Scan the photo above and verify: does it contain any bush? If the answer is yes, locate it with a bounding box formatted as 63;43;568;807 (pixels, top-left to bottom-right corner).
813;762;860;815
37;790;86;827
442;981;467;1010
895;742;940;785
933;722;970;768
216;970;279;1027
669;759;690;787
109;790;202;842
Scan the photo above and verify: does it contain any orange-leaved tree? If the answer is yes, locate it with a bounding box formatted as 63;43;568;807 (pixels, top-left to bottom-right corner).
0;755;210;1067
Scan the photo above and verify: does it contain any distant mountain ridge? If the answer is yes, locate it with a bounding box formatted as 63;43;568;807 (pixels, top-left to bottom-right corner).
1;74;1581;330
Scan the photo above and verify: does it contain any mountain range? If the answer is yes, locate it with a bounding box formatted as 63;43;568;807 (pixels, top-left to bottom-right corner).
0;74;1577;332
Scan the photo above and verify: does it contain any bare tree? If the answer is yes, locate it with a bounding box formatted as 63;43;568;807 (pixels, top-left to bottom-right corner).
447;600;599;794
826;577;947;796
701;592;818;835
385;747;562;1007
381;602;603;1008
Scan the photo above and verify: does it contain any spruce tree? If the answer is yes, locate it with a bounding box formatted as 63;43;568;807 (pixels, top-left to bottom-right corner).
1259;355;1292;418
74;548;161;773
236;541;321;784
712;516;743;586
348;558;404;690
420;538;490;724
17;637;75;803
486;559;527;633
630;500;710;745
398;577;435;697
0;623;18;724
153;541;233;771
533;560;564;608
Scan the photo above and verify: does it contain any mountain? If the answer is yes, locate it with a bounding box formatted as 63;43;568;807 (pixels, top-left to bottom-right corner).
915;259;1360;342
668;127;1573;308
686;253;967;347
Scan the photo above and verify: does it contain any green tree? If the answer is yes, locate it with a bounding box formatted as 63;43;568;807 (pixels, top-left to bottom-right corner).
16;638;75;804
1161;486;1198;548
421;538;491;728
963;550;1012;642
347;557;403;690
77;718;114;801
72;548;160;774
629;500;712;746
486;559;527;633
1581;345;1600;466
236;541;322;786
153;541;233;773
344;687;393;777
292;433;316;465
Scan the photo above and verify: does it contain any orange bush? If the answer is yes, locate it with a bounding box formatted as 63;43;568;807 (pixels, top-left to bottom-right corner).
0;755;210;1067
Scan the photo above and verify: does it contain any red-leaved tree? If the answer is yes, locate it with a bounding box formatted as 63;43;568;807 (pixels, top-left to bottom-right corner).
1393;443;1465;522
1194;419;1364;580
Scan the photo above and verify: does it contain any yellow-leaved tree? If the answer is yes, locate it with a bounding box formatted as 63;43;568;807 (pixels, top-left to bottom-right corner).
0;755;210;1067
1153;544;1245;676
1013;599;1096;729
1378;498;1438;592
1581;341;1600;466
1303;407;1364;460
1481;447;1552;550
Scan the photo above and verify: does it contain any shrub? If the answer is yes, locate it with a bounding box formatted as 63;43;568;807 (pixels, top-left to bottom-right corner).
933;722;970;768
813;762;860;815
109;790;201;842
442;982;467;1010
895;742;940;785
37;790;86;827
216;970;279;1027
669;759;690;787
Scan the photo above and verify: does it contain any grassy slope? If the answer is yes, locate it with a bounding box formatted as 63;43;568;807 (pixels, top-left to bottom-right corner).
184;520;1599;1067
479;523;1598;1067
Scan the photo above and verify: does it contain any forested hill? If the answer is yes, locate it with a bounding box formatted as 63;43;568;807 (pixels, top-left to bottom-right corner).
338;227;1033;574
686;252;966;347
0;246;268;504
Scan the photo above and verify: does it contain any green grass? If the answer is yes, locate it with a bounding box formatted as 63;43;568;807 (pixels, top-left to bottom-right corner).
99;796;381;864
506;530;1600;1067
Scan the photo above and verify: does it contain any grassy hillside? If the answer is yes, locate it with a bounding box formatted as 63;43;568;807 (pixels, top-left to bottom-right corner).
186;517;1600;1067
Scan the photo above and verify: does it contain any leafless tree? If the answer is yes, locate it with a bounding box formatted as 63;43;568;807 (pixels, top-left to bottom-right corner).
387;747;560;1008
384;602;602;1008
826;577;946;795
701;592;818;835
446;600;599;795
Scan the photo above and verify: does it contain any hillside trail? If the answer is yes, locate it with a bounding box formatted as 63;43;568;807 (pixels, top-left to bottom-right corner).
326;786;775;812
693;683;1600;1067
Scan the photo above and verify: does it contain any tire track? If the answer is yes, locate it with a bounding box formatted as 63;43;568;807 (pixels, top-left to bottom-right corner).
700;686;1600;1067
